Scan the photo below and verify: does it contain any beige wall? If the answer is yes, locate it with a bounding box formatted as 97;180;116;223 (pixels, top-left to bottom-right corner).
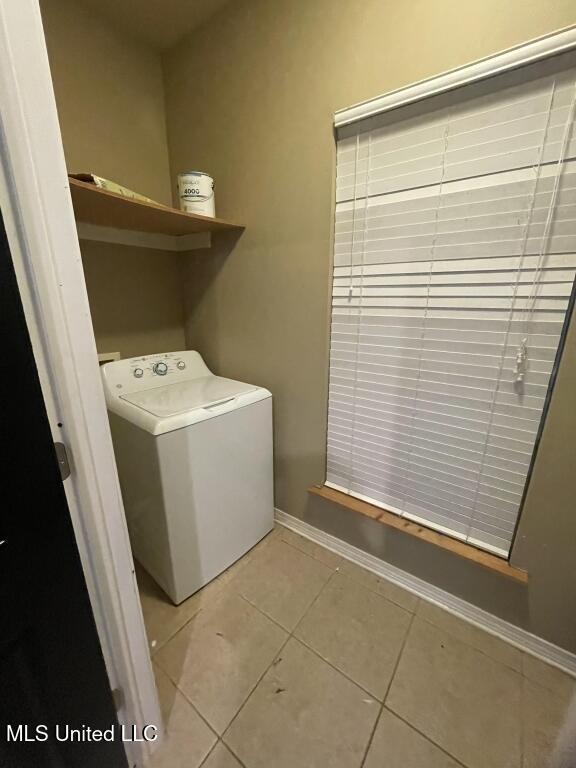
163;0;576;650
40;0;172;204
80;242;185;359
40;0;185;358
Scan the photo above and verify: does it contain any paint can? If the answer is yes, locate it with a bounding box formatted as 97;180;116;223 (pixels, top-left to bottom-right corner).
177;171;215;217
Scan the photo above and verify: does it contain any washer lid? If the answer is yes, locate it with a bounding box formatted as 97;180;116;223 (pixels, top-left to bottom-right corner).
120;376;258;417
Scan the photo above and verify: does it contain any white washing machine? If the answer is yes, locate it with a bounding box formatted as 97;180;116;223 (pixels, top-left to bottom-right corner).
101;351;274;604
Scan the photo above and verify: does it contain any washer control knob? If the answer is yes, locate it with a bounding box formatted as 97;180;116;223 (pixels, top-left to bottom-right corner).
153;361;168;376
133;368;144;378
177;361;186;370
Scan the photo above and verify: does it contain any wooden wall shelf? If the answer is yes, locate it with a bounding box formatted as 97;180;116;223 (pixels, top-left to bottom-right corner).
68;177;244;237
309;485;529;584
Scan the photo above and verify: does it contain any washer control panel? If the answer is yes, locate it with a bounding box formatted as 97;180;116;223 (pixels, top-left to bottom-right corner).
128;352;187;380
102;351;211;395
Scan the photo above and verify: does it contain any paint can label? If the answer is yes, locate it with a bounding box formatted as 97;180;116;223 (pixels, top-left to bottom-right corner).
177;172;215;217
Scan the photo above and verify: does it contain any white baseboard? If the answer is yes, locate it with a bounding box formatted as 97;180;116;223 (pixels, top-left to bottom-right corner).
275;508;576;678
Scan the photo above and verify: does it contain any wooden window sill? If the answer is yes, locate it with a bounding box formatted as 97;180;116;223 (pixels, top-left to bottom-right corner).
308;485;528;584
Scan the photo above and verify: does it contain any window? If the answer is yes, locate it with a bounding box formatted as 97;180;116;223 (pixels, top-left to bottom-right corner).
327;52;576;557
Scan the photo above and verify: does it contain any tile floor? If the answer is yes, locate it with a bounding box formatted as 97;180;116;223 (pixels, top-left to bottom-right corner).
136;525;576;768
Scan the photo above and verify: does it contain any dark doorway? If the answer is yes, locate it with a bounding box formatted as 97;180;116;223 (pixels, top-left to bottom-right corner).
0;211;128;768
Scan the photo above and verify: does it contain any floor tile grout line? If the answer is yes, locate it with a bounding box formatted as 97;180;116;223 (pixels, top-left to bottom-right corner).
153;536;335;745
416;610;524;675
223;741;250;768
382;705;469;768
280;523;420;613
155;600;289;747
358;701;384;766
281;527;419;616
278;524;421;613
329;542;576;680
221;572;341;745
420;603;573;694
183;693;219;739
380;609;472;768
148;526;285;650
241;548;569;694
279;531;343;569
384;604;418;702
339;569;419;613
148;528;414;658
334;568;418;614
267;538;336;580
238;569;335;637
517;651;568;693
223;532;335;636
305;588;533;768
156;550;419;753
197;740;220;768
239;594;294;634
149;535;273;657
138;572;212;658
151;604;260;736
360;610;417;768
142;529;567;768
197;740;217;768
241;581;395;704
149;605;205;658
283;567;339;637
237;560;339;638
147;583;240;657
154;596;287;741
293;634;384;703
221;631;293;742
282;525;576;672
198;738;249;768
153;660;221;741
146;530;567;684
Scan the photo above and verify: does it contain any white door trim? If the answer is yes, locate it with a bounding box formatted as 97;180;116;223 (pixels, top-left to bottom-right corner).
335;25;576;127
0;2;160;765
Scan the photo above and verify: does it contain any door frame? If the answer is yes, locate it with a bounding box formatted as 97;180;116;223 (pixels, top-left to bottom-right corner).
0;2;161;766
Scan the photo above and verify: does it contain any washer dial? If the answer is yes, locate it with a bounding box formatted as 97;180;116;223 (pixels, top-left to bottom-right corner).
153;361;168;376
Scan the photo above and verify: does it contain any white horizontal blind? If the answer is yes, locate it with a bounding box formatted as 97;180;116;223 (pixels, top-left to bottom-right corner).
327;53;576;556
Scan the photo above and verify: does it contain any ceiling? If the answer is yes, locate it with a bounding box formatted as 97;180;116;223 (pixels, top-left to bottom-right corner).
80;0;231;51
